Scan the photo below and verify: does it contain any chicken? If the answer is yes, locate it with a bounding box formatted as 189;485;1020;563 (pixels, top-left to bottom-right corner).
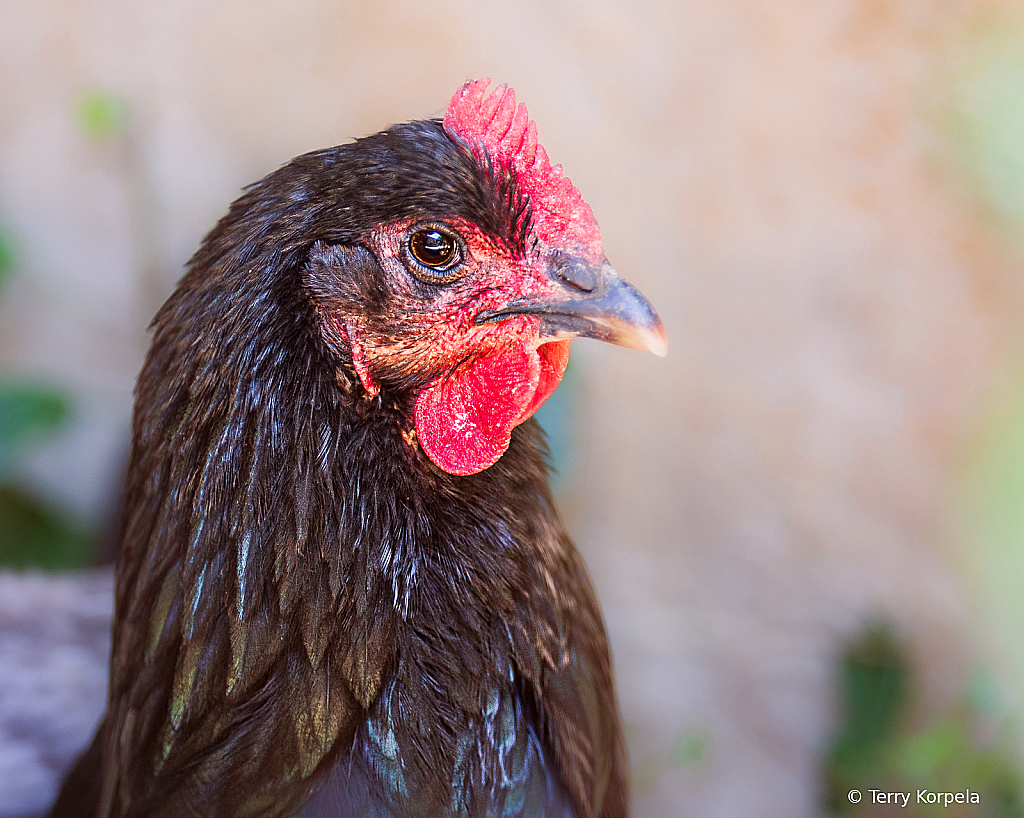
48;79;666;818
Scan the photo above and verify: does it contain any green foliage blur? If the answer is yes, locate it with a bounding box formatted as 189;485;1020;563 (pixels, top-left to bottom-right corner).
76;90;131;141
0;228;14;289
532;356;579;494
0;223;94;570
824;623;1023;817
947;22;1024;238
946;15;1024;784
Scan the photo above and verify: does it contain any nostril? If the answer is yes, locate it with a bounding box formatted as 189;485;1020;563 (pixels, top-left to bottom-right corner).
551;254;599;293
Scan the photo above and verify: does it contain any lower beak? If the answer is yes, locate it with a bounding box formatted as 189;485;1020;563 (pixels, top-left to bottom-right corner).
475;256;668;357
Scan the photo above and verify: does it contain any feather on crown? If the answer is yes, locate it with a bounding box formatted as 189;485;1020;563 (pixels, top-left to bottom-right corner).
443;79;603;262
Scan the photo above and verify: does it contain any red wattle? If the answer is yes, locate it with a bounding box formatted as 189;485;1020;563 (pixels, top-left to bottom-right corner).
414;340;571;476
521;340;570;422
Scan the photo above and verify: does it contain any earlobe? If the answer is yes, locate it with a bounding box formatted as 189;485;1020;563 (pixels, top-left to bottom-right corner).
304;242;388;397
305;242;392;317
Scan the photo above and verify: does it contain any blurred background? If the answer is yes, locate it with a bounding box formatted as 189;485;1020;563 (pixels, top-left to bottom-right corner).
3;0;1024;815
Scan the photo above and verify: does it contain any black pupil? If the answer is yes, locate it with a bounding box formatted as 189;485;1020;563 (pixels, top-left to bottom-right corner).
412;230;455;268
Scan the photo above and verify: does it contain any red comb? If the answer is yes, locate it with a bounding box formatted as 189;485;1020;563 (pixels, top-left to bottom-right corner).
443;79;603;261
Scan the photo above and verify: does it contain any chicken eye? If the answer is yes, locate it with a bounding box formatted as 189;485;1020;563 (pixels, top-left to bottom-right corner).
407;227;464;282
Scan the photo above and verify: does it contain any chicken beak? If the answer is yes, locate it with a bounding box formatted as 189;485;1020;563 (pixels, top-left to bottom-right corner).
476;255;668;357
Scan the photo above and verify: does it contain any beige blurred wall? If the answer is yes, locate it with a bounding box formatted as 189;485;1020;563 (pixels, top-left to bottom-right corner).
2;1;1023;816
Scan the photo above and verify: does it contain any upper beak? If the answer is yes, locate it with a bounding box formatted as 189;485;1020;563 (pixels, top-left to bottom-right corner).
475;254;668;357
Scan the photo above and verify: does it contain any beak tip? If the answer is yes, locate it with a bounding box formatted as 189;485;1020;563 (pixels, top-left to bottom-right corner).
648;323;668;357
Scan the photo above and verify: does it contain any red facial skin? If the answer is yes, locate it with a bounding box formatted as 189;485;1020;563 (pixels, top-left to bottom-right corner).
345;221;572;476
347;79;604;476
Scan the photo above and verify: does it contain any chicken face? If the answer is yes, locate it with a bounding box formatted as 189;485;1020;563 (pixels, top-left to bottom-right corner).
306;80;666;476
